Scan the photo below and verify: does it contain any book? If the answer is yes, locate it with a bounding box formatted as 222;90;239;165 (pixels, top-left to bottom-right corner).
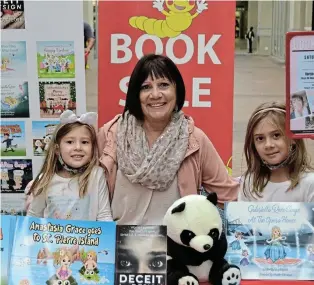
32;121;59;156
0;159;33;216
36;41;75;78
38;81;76;118
1;81;29;118
0;215;17;285
1;0;25;29
1;121;26;156
115;225;167;285
8;216;116;285
1;41;27;78
224;202;314;280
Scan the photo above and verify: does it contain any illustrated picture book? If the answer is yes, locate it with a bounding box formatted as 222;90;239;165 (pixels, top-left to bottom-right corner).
225;202;314;280
8;216;116;285
0;215;17;285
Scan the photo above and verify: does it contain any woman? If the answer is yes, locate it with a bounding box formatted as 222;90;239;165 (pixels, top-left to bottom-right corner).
290;92;310;119
97;54;239;225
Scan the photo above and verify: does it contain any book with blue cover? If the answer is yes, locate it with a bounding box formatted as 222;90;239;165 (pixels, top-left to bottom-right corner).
8;216;116;285
224;202;314;280
0;215;17;285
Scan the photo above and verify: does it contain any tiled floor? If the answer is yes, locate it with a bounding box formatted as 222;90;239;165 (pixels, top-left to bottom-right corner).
85;54;314;177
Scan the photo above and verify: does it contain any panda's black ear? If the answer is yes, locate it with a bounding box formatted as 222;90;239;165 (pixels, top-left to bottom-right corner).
206;192;218;205
171;202;186;214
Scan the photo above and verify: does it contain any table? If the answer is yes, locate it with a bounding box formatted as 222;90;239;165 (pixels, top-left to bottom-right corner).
202;280;313;285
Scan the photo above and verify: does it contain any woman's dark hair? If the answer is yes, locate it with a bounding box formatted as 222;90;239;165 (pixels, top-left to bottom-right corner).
123;54;185;121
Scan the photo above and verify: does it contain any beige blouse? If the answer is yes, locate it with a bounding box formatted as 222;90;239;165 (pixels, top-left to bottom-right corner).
111;169;180;225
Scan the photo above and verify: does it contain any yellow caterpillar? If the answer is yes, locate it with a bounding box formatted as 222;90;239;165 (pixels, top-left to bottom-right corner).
129;0;207;38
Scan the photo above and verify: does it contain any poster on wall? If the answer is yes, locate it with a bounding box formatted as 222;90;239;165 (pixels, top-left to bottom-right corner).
39;81;76;118
37;41;76;78
1;0;25;29
286;31;314;138
0;121;26;157
98;0;235;166
32;121;59;156
1;1;86;216
0;80;29;118
1;41;27;78
0;159;33;216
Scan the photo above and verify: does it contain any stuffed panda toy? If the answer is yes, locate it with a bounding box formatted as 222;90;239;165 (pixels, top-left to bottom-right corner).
163;193;241;285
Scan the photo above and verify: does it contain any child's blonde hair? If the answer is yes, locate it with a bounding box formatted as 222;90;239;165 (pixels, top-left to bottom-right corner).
28;121;98;198
243;101;312;199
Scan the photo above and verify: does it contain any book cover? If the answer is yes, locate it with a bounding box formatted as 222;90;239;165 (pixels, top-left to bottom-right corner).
225;202;314;280
1;41;27;78
37;41;75;78
115;225;167;285
32;121;59;156
0;159;33;216
0;81;29;118
0;215;17;285
1;121;26;156
1;0;25;29
9;216;116;285
39;81;76;118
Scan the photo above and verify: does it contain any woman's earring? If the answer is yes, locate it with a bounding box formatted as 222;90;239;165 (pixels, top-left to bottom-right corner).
174;105;178;112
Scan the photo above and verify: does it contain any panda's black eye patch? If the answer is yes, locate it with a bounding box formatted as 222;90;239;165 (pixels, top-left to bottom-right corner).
180;230;196;246
208;228;219;240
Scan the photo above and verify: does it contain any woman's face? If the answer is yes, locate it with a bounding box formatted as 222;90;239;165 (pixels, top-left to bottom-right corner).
139;75;177;124
292;97;303;112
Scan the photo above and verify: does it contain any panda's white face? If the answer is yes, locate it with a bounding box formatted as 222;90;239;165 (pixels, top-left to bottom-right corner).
163;195;222;253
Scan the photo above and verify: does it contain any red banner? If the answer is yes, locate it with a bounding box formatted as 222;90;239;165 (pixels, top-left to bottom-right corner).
98;0;235;168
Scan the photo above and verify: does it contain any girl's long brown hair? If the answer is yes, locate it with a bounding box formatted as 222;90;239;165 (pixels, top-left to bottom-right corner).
243;101;312;199
28;122;98;198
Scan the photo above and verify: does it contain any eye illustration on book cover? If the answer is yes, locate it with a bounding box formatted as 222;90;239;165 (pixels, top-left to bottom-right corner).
225;202;314;280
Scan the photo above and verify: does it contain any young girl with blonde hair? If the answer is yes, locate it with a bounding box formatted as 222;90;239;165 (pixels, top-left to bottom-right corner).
26;110;112;221
238;101;314;202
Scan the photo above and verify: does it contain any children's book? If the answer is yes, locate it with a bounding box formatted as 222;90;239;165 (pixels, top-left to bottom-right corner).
37;41;75;78
225;202;314;280
1;41;27;78
1;81;29;118
115;225;167;285
32;121;59;156
1;159;33;216
0;215;17;285
1;121;26;156
38;81;76;118
8;216;116;285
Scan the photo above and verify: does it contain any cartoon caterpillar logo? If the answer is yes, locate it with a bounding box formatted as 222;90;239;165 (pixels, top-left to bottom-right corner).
129;0;208;38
